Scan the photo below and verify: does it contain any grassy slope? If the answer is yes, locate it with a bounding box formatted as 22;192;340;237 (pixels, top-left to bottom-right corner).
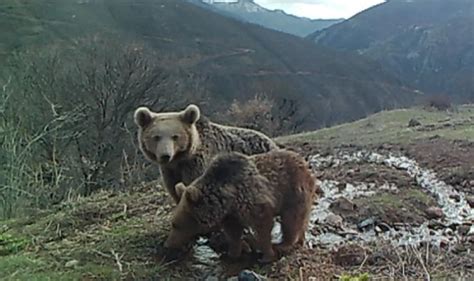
0;185;176;280
277;105;474;146
1;106;473;280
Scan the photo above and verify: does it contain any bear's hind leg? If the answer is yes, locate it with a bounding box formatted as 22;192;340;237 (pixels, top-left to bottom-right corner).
275;204;310;255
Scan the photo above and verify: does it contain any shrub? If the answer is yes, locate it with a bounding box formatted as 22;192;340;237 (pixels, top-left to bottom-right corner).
0;34;206;217
424;95;452;111
219;94;304;137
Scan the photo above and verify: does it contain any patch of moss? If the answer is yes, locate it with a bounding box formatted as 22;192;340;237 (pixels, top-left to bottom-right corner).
350;189;436;224
0;233;29;255
340;272;370;281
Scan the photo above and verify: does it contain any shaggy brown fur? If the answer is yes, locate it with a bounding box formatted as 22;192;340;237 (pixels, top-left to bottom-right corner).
134;104;278;203
164;150;317;263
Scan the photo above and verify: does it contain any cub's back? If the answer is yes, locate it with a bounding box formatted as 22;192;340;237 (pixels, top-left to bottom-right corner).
251;150;316;207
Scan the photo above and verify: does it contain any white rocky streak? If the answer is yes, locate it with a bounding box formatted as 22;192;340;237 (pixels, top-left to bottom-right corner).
305;151;473;249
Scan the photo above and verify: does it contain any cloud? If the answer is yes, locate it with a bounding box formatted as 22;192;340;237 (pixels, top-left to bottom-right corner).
254;0;386;19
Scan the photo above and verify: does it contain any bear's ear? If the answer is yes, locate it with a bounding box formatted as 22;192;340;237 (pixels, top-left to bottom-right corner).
134;107;153;128
175;182;187;200
181;104;200;125
184;186;201;204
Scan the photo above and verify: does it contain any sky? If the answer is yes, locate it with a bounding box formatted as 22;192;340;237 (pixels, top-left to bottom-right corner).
254;0;386;19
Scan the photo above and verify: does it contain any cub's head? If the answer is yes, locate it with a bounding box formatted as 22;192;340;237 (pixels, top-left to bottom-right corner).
163;183;207;257
134;104;200;164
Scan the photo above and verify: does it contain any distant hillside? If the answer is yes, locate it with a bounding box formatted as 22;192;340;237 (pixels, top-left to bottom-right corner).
0;0;416;130
308;0;474;102
189;0;343;37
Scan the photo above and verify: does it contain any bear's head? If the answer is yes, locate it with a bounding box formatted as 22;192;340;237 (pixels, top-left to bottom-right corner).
134;104;200;165
163;183;209;254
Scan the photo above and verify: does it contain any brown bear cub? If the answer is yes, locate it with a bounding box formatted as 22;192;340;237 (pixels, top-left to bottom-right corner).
133;104;278;204
164;149;317;263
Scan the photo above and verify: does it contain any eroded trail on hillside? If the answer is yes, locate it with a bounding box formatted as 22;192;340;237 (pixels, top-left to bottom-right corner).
305;151;473;249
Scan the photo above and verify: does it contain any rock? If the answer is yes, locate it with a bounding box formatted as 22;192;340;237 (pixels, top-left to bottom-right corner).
427;220;446;230
238;270;266;281
65;260;79;268
324;214;343;228
425;207;444;219
467;236;474;244
444;228;454;236
205;277;219;281
466;196;474;208
357;217;376;231
408;118;422;127
439;239;451;249
376;222;392;232
332;245;366;266
458;224;471;236
449;194;461;202
375;226;382;233
330;197;357;213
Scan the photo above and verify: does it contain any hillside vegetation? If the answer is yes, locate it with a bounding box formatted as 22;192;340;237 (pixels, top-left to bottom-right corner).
0;0;416;130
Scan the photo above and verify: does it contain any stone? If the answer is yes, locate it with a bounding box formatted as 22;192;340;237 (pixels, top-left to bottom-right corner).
466;196;474;208
376;222;392;232
449;194;461;202
427;220;446;230
408;118;422;127
65;260;79;268
458;224;471;236
238;270;266;281
324;214;344;228
329;197;357;213
425;207;444;219
357;217;376;231
444;228;454;236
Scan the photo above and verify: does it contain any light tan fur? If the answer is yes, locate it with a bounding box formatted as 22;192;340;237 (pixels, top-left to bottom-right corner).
134;104;278;203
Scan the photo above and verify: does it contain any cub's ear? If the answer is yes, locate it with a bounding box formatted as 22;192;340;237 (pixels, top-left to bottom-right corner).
175;182;187;200
184;186;201;204
181;104;200;125
134;107;153;128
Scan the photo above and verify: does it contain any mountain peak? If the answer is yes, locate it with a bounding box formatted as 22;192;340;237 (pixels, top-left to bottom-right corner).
197;0;343;37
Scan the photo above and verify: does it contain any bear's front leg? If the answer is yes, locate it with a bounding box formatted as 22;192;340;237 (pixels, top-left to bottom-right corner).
160;167;182;203
222;217;247;259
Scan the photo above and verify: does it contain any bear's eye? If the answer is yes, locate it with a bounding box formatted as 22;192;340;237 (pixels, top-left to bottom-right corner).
152;135;161;142
172;135;179;141
171;222;180;230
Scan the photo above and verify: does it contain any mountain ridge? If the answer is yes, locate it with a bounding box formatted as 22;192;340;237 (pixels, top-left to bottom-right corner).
192;0;343;37
308;0;474;101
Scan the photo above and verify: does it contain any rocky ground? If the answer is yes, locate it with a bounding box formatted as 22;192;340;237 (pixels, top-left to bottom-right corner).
1;106;473;280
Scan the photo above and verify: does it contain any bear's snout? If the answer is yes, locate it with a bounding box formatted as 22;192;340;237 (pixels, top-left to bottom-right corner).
162;243;193;262
160;154;171;163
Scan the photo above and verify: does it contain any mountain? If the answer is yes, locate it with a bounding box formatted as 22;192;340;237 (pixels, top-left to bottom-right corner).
0;0;416;130
308;0;474;102
190;0;343;37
